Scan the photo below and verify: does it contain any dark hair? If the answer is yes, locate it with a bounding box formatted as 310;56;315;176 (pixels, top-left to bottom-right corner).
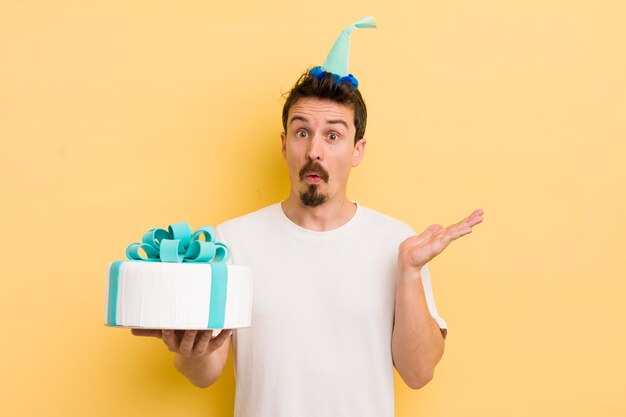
282;69;367;144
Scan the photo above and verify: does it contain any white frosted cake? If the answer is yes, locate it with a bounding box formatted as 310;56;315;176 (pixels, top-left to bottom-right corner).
104;222;252;330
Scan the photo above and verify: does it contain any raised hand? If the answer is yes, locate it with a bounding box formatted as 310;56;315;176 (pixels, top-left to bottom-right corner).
398;209;484;271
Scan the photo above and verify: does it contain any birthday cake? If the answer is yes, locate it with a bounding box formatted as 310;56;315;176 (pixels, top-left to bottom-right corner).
104;222;252;329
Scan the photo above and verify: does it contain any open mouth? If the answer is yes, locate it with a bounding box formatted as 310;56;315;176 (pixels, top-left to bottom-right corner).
299;161;329;183
304;174;322;183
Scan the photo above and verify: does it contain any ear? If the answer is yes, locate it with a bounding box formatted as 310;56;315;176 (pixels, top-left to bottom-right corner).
281;131;287;159
351;138;367;167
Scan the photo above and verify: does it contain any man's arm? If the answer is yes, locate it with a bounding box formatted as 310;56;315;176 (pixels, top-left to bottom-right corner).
392;209;483;389
392;268;445;389
132;329;232;388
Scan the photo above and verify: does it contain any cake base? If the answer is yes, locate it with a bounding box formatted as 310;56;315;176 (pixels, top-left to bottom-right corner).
105;261;252;330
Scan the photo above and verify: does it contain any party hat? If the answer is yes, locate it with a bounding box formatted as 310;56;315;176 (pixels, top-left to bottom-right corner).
309;16;377;89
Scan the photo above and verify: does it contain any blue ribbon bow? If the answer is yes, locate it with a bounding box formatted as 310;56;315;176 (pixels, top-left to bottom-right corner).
125;222;230;264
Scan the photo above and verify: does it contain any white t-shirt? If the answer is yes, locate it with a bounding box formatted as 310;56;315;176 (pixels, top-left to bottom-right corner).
217;203;447;417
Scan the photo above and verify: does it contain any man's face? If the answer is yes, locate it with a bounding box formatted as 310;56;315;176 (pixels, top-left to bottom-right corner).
281;97;366;207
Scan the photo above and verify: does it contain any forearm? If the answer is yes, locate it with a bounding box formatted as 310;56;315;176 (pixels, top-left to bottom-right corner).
174;351;226;388
392;267;445;389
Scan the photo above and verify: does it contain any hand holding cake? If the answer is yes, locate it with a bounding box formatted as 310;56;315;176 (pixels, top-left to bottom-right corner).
131;328;234;387
131;329;233;357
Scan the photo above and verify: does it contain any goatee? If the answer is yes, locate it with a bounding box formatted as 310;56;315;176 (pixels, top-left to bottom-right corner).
299;184;328;207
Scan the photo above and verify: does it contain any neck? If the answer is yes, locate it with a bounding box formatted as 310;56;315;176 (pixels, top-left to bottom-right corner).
281;191;357;232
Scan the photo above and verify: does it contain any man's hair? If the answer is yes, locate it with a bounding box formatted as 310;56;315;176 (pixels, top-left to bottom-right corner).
282;69;367;144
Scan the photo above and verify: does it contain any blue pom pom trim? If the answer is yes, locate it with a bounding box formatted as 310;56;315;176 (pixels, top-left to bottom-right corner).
340;74;359;90
308;66;359;90
309;66;326;79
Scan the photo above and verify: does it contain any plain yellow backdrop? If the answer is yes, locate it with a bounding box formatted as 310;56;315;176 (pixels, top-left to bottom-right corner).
1;1;624;416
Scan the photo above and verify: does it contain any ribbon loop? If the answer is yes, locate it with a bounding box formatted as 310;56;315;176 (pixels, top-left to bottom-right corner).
214;242;230;262
184;241;216;262
160;239;184;262
169;222;192;248
141;228;169;250
126;242;160;261
191;225;217;243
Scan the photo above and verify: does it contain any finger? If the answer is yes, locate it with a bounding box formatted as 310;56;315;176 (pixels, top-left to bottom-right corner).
467;209;484;227
450;225;472;239
416;224;443;243
192;330;214;356
437;225;472;250
131;329;162;338
448;209;483;231
208;329;233;353
460;209;483;228
442;217;479;239
179;330;199;356
161;330;178;352
418;224;442;238
446;221;473;237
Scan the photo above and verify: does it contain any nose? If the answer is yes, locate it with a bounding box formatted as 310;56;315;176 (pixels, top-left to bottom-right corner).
306;135;323;161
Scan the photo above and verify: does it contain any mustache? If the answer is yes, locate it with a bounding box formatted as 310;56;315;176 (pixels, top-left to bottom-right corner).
299;160;329;183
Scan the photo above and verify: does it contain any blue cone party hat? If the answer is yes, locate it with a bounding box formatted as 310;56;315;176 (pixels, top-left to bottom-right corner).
309;16;377;90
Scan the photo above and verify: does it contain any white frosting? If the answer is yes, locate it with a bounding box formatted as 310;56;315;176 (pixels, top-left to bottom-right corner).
105;262;252;329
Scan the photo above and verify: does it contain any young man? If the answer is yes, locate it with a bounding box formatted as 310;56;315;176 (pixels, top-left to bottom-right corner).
133;67;483;417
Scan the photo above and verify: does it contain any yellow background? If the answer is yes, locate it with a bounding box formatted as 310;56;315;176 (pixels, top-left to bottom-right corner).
1;1;624;416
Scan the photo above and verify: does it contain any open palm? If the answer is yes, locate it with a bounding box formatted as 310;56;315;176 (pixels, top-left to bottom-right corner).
399;209;484;271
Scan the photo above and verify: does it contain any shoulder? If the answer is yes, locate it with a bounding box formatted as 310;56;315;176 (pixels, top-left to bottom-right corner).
217;203;279;239
358;204;416;241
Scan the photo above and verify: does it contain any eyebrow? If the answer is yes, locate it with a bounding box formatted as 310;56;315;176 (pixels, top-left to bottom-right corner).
289;116;308;125
289;116;349;130
326;119;349;130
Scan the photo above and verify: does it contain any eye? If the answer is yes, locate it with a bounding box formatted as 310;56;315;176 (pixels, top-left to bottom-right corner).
328;132;339;141
296;129;308;138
